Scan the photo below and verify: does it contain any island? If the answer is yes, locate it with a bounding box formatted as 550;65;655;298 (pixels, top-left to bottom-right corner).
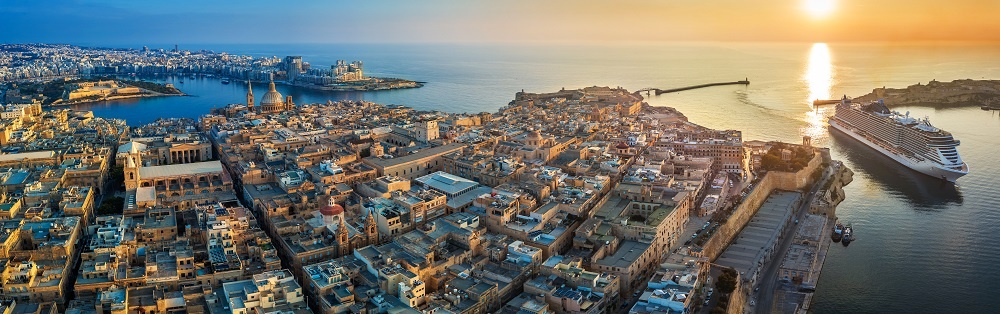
852;79;1000;108
3;77;183;107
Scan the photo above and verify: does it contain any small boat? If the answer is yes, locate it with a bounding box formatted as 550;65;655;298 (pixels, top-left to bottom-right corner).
831;223;844;243
221;79;230;85
179;80;184;84
842;224;853;246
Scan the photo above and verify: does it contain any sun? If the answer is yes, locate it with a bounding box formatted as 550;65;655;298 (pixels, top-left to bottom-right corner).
803;0;835;18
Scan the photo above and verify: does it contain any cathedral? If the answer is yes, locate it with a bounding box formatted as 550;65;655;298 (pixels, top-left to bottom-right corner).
247;76;295;114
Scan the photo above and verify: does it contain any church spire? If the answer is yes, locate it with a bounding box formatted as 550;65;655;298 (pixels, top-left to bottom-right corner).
337;214;350;256
246;80;254;111
365;209;379;245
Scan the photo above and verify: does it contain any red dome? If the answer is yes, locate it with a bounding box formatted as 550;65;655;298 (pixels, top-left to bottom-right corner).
321;203;344;216
616;142;630;149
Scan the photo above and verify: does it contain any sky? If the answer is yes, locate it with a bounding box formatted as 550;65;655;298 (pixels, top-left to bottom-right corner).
2;0;999;45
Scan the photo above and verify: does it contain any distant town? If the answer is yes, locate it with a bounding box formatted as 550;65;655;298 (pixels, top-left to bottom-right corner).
0;76;856;314
0;43;422;92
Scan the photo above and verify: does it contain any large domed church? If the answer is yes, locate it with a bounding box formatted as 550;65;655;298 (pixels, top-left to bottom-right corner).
247;75;295;114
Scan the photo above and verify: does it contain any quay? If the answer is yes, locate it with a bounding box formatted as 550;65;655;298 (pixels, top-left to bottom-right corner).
813;99;841;106
636;79;749;96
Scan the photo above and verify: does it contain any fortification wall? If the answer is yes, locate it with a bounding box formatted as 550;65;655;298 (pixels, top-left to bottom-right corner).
701;152;823;260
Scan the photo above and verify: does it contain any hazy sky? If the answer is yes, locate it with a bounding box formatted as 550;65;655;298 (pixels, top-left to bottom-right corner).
3;0;998;45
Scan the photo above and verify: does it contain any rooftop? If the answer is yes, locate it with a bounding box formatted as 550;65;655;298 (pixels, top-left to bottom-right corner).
596;240;651;269
362;143;464;168
138;160;224;178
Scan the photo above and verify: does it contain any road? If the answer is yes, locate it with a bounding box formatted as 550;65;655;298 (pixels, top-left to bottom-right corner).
753;166;833;314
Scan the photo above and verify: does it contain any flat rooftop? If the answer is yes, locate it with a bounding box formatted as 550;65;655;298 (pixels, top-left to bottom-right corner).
138;160;224;178
715;191;800;278
0;151;55;162
362;143;464;168
596;240;652;269
415;171;479;196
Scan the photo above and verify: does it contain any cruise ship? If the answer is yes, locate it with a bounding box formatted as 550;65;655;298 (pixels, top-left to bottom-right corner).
829;96;969;182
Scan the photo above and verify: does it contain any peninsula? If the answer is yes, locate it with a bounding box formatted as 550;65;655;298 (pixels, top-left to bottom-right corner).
0;82;851;314
852;79;1000;107
4;77;183;107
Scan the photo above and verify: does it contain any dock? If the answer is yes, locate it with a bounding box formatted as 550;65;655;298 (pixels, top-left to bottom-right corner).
636;79;749;96
812;99;842;106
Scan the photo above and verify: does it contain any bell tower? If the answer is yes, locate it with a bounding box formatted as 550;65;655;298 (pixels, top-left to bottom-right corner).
124;153;141;191
246;80;255;112
337;216;351;256
365;209;379;246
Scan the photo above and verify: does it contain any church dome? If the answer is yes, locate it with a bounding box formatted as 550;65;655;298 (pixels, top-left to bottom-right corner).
260;80;285;107
526;130;543;140
320;198;343;216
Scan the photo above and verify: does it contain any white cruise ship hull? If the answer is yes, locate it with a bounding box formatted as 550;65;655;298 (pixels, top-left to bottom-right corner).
829;119;968;182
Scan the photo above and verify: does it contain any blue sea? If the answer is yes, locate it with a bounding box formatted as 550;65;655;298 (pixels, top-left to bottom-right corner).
74;42;1000;314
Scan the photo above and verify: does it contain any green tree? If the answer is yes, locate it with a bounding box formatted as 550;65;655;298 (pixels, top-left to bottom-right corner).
716;270;738;294
109;165;125;191
760;154;782;171
96;197;125;215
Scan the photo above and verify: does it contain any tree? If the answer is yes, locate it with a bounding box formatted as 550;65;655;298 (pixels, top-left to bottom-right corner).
722;267;738;277
760;154;783;171
109;165;125;191
710;307;727;314
716;271;738;294
96;197;125;215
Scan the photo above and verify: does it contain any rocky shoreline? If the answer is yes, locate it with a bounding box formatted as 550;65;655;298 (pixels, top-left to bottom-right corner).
853;79;1000;108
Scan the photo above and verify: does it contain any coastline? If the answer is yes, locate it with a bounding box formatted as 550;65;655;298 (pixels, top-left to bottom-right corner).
47;91;187;107
274;77;423;92
853;79;1000;108
792;162;853;312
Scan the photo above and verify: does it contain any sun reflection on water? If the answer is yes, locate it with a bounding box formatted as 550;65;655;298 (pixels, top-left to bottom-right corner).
804;43;834;141
807;43;833;102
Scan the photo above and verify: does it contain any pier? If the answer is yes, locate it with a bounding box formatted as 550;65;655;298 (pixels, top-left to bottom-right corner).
636;79;749;96
812;99;842;106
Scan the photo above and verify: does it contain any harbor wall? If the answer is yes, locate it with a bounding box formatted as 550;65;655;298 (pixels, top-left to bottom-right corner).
810;161;854;219
701;151;824;261
727;274;749;314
